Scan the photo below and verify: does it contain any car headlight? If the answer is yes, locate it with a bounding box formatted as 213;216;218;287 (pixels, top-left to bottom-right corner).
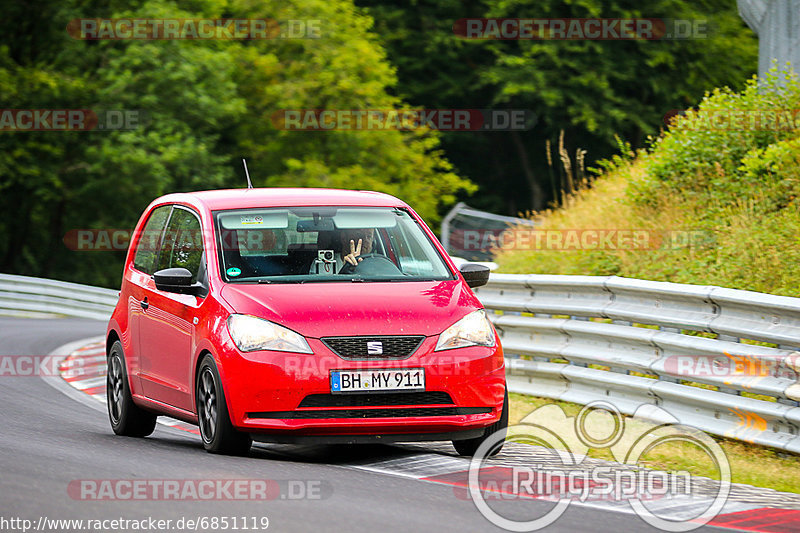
227;314;312;354
435;309;496;351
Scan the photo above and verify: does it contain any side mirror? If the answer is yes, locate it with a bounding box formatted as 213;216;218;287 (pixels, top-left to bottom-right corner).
459;263;490;289
153;268;202;295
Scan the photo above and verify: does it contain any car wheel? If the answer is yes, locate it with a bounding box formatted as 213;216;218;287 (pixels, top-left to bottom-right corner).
452;389;508;457
107;341;157;437
196;354;252;455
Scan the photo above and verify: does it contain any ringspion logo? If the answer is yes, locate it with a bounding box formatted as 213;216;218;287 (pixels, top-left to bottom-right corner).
468;401;730;531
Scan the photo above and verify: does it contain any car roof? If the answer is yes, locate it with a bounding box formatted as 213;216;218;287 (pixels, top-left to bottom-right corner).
154;188;410;211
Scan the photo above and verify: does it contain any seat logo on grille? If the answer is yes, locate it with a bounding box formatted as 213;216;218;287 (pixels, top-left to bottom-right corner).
366;341;383;355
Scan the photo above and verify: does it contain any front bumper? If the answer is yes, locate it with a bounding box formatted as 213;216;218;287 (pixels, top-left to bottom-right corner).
217;336;506;438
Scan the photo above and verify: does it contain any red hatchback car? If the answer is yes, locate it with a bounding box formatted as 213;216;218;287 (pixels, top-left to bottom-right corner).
106;188;507;455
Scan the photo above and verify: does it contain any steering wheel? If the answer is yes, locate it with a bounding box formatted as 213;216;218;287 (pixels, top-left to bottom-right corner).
339;254;403;276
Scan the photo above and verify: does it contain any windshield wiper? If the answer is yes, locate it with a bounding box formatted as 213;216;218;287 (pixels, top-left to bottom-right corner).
351;277;434;282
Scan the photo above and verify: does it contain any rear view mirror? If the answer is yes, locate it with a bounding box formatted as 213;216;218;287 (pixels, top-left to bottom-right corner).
154;268;203;295
459;263;490;288
296;218;335;232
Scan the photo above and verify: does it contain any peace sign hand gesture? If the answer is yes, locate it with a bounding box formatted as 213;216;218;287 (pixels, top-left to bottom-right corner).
343;239;363;266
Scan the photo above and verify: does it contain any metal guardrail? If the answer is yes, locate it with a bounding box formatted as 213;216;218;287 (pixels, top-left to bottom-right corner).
440;202;536;262
2;272;799;452
475;274;800;454
0;273;117;321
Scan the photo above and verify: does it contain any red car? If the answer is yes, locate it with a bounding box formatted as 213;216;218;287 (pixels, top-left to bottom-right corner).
106;188;507;455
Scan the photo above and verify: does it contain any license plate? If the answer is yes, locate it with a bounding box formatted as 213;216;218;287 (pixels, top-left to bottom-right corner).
330;368;425;394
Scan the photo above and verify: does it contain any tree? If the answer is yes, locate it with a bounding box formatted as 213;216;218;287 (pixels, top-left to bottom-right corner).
357;0;759;213
0;0;473;286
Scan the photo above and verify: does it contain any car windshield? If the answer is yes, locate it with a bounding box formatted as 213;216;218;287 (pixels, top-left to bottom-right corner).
213;206;454;283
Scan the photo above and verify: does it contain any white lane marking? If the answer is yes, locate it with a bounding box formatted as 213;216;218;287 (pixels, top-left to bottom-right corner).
71;377;106;389
41;336;109;416
65;354;106;364
344;456;765;522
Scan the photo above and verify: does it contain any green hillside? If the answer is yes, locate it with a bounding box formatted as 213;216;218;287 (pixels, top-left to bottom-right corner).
496;72;800;297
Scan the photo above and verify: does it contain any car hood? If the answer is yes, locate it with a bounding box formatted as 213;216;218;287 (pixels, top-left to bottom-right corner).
219;279;481;338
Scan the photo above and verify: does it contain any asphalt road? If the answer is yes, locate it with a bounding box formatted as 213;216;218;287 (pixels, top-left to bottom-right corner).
0;317;720;532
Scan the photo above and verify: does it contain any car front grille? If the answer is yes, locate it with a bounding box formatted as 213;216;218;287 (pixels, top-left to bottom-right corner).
247;407;492;419
298;391;454;408
321;335;425;360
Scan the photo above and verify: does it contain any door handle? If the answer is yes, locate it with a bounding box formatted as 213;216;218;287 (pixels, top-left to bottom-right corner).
140;297;149;310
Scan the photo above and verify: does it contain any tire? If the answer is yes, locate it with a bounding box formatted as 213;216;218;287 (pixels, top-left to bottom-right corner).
196;354;252;455
107;341;157;437
453;389;509;457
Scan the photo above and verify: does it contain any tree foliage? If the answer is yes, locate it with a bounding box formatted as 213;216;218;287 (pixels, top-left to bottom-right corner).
0;0;472;287
357;0;758;213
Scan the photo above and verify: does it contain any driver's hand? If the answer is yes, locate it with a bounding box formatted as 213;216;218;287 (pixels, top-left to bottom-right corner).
343;239;363;266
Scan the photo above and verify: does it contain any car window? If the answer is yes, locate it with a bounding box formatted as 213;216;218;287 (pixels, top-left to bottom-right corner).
385;220;441;276
214;206;454;283
157;207;204;283
132;205;172;274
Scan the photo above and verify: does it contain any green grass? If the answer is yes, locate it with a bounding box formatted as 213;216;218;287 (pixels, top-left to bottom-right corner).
495;156;800;297
495;75;800;297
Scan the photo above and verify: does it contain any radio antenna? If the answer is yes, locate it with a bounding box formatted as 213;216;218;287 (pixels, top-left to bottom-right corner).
242;158;253;189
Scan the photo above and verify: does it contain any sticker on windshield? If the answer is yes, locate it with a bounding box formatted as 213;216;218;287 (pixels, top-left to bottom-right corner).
226;267;242;277
240;215;264;225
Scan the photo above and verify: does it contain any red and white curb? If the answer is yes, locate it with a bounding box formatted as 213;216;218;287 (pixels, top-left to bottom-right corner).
51;338;800;532
342;443;800;531
53;336;199;436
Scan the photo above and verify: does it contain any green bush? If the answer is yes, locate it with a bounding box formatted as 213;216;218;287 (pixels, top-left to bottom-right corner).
631;71;800;215
738;136;800;210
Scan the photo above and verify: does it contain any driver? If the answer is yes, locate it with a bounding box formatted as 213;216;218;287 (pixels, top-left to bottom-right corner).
341;228;374;268
312;228;376;274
